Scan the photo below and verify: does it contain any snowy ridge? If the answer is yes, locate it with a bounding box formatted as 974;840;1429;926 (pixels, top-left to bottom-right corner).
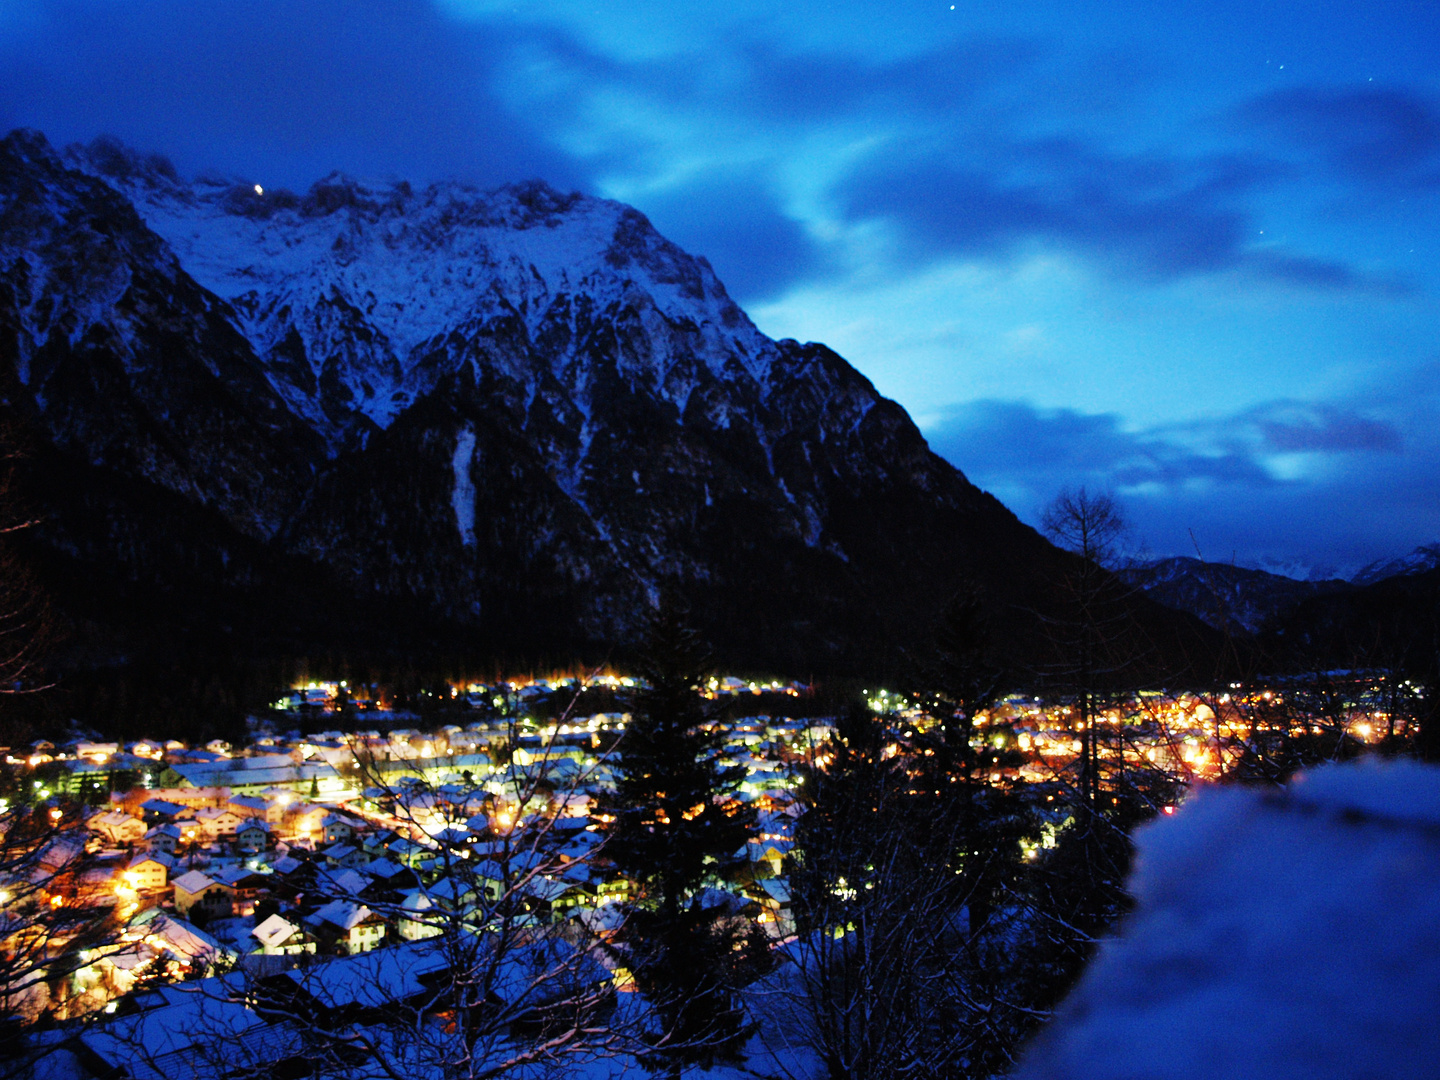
69;150;777;447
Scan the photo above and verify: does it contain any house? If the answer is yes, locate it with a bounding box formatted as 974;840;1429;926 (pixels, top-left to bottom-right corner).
285;804;327;840
306;899;387;955
236;818;272;855
398;891;441;941
143;823;182;856
386;836;430;869
211;866;273;917
264;939;451;1029
753;878;794;937
124;851;173;893
321;841;368;870
250;913;316;956
321;813;361;845
89;810;146;846
229;794;281;825
75;741;120;762
524;876;586;920
313;866;371;901
194;806;244;839
172;869;233;919
747;838;793;878
138;798;189;824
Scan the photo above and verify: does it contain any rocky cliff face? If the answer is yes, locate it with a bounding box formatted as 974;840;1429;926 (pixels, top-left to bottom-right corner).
0;130;1185;672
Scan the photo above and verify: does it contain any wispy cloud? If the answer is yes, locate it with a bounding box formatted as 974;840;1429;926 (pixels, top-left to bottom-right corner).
1237;86;1440;191
925;398;1428;573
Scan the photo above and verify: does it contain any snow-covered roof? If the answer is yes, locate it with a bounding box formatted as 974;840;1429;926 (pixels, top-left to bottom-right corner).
308;899;374;931
314;867;370;898
364;857;406;879
283;939;449;1010
140;799;187;816
171;870;218;894
251;913;301;949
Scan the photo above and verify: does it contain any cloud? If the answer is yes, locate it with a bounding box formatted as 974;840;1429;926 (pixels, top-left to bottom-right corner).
1238;86;1440;190
0;0;588;191
1249;403;1403;454
835;137;1412;294
927;400;1273;497
925;398;1432;573
497;27;1409;298
629;171;830;302
2;4;1419;305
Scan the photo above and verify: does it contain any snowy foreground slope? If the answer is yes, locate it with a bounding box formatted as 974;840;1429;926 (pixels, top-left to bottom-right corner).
1016;760;1440;1080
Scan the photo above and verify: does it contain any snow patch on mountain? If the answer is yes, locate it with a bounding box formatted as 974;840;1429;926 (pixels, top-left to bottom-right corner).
451;426;477;548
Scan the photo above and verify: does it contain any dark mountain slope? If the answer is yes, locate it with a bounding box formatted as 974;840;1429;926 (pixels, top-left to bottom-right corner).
0;129;1216;677
1125;556;1352;637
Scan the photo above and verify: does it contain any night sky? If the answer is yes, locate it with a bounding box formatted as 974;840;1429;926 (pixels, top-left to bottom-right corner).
4;0;1438;576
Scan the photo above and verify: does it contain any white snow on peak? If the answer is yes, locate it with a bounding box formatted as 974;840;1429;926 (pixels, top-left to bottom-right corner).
87;167;777;438
451;425;477;547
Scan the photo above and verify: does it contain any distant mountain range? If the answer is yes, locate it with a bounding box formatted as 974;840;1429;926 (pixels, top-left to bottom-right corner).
1122;557;1353;636
1125;548;1440;646
0;129;1218;677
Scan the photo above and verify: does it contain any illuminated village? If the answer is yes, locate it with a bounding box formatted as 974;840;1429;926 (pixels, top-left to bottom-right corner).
0;667;1403;1077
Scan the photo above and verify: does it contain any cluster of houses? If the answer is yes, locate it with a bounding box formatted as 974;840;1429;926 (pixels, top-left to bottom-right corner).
9;708;826;1035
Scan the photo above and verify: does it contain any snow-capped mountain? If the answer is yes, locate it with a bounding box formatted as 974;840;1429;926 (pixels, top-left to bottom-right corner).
0;130;1206;671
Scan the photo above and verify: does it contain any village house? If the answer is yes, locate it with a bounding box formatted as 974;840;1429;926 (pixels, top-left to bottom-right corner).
138;798;189;824
142;823;182;856
229;793;280;824
88;810;146;846
194;805;244;839
284;803;327;841
321;841;368;870
124;850;173;893
236;818;273;855
171;869;233;919
250;913;316;956
321;813;362;845
211;866;273;917
307;899;387;955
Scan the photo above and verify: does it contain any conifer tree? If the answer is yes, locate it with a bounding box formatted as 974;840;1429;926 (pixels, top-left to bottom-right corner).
600;596;763;1072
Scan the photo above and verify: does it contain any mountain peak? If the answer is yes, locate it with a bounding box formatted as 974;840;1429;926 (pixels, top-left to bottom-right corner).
45;135;774;443
0;128;1214;672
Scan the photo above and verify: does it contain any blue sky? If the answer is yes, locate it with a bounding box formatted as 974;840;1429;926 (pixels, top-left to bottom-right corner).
3;0;1438;576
